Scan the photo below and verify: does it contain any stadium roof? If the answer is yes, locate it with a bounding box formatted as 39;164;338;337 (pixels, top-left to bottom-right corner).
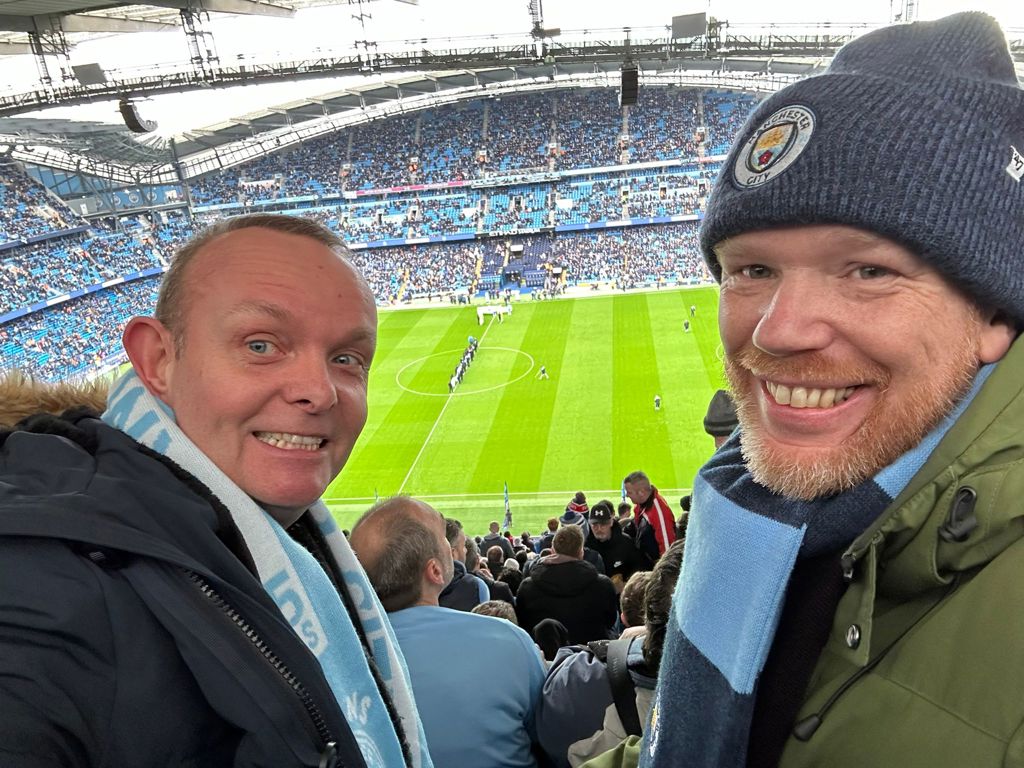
0;0;1021;184
0;0;374;52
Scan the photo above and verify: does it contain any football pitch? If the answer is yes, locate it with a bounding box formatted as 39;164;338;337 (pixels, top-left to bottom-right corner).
329;286;726;535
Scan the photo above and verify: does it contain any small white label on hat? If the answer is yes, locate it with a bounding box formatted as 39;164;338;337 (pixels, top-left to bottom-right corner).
733;105;816;188
1007;146;1024;182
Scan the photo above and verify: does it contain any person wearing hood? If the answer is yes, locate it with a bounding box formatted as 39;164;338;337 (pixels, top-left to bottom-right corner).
516;524;617;646
0;214;431;768
480;519;515;560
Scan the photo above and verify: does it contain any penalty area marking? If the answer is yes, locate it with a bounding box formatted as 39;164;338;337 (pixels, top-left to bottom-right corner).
394;346;535;397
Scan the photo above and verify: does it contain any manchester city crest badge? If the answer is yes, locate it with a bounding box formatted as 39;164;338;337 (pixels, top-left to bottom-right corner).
733;105;815;188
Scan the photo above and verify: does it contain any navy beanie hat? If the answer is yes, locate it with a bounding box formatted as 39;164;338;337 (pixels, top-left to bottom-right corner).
703;389;738;437
700;12;1024;323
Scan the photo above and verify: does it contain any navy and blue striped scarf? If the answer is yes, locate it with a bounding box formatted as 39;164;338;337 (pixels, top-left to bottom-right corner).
639;366;992;767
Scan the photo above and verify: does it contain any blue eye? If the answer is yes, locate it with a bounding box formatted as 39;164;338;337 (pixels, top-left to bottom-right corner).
247;340;273;354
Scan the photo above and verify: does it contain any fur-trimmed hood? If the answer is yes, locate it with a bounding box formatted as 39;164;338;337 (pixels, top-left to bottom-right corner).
0;370;110;428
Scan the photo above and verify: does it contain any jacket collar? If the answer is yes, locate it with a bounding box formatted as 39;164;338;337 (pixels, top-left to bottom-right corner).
832;335;1024;665
846;335;1024;592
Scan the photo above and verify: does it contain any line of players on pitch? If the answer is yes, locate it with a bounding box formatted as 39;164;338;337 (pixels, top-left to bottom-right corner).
449;336;479;393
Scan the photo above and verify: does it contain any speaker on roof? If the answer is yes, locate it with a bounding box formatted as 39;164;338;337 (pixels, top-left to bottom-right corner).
619;64;639;107
72;63;107;86
119;99;157;134
671;12;707;39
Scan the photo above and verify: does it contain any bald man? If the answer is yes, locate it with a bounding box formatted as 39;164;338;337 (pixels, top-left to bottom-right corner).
351;497;545;768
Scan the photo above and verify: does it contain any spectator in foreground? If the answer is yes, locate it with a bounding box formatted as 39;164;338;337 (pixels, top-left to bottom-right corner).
702;388;738;450
487;544;507;578
560;500;591;541
467;538;515;605
0;214;430;767
350;496;545;768
641;12;1024;768
516;524;617;645
537;516;560;552
616;570;653;640
471;599;519;624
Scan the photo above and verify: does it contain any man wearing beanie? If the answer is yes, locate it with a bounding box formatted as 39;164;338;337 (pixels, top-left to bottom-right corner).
636;13;1024;768
703;388;738;449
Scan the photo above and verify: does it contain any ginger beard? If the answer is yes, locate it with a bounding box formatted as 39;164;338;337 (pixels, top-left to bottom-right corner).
724;312;984;500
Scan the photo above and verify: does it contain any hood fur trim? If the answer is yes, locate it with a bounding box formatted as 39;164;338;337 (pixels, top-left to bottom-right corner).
0;370;110;427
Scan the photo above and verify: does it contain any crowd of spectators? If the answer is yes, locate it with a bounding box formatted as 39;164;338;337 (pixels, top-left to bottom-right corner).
703;90;760;155
1;85;749;382
626;88;703;163
0;163;82;244
0;230;164;316
551;89;623;170
0;278;159;380
612;223;707;289
347;480;693;767
400;242;480;299
513;222;707;288
186;87;755;205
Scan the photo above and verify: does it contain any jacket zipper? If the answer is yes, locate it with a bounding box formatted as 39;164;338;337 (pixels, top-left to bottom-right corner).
186;570;336;750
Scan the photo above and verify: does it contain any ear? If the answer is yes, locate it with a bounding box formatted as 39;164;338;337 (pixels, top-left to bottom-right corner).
122;316;177;400
424;558;446;588
977;310;1017;364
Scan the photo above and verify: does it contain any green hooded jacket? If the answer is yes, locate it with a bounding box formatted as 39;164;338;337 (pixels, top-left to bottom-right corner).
781;335;1024;767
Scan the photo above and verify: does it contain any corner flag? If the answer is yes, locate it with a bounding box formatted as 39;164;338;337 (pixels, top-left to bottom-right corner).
502;481;512;531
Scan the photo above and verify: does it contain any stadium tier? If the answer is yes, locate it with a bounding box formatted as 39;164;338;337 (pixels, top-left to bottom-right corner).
1;86;759;381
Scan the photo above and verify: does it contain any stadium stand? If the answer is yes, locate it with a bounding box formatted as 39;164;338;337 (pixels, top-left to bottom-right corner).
2;85;757;380
1;279;160;380
0;162;83;245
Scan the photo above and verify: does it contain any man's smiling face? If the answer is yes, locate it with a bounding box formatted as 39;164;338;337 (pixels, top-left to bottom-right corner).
159;226;377;511
716;224;1011;499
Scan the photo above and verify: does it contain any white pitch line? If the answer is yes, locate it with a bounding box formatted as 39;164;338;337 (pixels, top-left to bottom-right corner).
327;488;695;504
396;315;497;494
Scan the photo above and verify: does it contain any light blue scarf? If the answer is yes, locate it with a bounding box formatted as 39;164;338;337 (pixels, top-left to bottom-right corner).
103;369;432;768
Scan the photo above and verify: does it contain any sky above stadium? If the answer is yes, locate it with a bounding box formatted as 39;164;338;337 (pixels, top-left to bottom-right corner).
5;0;1023;137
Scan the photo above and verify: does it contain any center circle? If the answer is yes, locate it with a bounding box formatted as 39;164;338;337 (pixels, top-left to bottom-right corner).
395;346;536;397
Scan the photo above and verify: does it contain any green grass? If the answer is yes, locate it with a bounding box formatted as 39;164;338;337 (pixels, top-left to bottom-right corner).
329;287;725;536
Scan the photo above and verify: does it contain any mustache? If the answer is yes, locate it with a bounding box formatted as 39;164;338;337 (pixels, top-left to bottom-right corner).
726;347;890;389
